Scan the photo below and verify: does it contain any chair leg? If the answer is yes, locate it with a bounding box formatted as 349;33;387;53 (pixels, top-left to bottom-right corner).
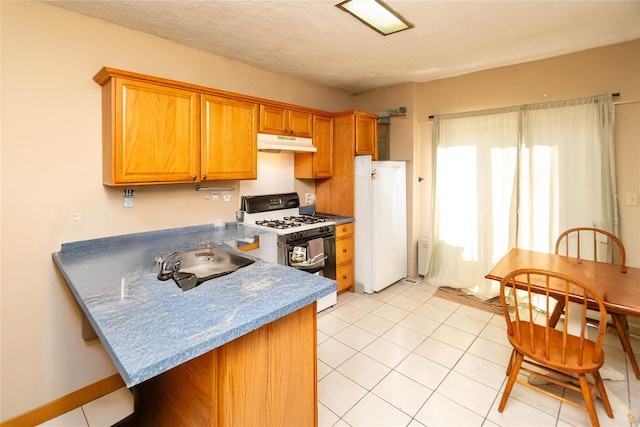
592;370;613;418
505;349;516;376
578;373;600;427
611;313;640;380
499;351;523;413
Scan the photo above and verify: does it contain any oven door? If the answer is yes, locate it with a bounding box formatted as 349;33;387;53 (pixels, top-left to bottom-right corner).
281;235;336;280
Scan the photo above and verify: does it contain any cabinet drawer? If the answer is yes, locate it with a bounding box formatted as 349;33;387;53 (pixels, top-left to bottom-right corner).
336;262;354;293
336;221;354;237
336;236;354;265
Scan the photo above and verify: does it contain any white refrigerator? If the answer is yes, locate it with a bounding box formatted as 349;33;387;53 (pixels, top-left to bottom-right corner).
354;156;407;293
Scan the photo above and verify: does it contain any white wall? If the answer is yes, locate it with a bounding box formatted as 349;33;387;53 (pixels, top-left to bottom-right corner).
0;2;352;420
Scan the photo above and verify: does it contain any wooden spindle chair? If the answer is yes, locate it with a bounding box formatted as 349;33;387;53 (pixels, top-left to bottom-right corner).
553;227;639;379
498;268;613;427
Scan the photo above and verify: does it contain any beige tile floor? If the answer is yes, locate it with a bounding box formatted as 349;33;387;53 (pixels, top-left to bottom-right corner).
41;280;640;427
36;387;133;427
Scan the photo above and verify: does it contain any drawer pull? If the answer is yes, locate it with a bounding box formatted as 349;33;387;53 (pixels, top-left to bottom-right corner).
342;274;347;280
342;248;347;253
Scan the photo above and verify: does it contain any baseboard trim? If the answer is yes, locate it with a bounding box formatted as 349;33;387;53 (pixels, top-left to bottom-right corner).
1;374;125;427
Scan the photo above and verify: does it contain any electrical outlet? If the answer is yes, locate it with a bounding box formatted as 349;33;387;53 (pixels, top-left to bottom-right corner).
626;192;638;206
305;193;315;205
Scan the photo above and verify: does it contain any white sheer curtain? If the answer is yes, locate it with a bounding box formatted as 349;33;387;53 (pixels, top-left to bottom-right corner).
427;95;617;299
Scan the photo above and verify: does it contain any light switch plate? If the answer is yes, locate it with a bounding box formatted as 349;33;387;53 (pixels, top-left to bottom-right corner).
626;192;638;206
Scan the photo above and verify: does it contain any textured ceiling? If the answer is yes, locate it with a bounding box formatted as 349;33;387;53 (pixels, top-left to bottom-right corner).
47;0;640;94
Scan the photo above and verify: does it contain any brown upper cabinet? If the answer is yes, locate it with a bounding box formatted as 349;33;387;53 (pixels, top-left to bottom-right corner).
94;67;258;185
295;115;333;179
98;76;201;185
259;105;313;138
354;113;378;158
94;67;350;186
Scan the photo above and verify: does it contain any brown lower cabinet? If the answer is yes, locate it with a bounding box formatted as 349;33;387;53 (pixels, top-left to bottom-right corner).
131;303;317;426
335;221;355;293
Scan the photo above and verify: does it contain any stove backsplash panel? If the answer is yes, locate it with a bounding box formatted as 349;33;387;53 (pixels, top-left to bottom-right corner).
238;152;317;211
240;152;295;197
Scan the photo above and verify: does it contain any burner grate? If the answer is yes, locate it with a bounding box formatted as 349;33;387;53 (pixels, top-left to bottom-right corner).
254;215;331;230
284;215;331;225
255;220;299;229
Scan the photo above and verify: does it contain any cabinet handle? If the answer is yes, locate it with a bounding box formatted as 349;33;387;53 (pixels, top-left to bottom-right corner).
342;248;348;253
342;275;347;280
202;175;207;180
191;175;197;181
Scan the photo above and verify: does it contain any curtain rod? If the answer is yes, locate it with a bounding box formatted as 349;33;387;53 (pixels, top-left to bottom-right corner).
427;93;621;119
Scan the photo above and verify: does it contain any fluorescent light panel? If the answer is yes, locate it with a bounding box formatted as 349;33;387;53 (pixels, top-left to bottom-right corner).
336;0;413;36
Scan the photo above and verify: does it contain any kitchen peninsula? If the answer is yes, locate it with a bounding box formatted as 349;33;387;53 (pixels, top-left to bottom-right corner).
52;223;336;426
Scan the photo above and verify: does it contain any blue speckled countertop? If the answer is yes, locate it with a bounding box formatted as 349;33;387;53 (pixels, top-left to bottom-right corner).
52;223;337;387
298;206;354;225
331;216;354;225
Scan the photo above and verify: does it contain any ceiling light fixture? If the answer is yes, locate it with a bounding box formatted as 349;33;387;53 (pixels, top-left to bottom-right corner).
336;0;413;36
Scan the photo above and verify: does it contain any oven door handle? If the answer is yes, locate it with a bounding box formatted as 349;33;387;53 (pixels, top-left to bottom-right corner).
290;254;326;270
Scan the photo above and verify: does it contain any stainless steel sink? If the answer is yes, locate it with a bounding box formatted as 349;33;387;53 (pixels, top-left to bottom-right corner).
157;247;255;291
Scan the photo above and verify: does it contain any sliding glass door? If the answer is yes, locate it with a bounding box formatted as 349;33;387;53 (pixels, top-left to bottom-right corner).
427;95;617;299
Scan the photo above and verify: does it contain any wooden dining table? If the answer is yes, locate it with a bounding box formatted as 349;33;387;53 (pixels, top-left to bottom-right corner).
486;248;640;380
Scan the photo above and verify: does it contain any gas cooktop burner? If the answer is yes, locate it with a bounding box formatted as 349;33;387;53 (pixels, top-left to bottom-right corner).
255;220;299;229
255;215;331;229
284;215;332;225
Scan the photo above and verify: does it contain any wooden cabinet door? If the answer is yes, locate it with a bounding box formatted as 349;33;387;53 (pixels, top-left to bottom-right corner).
355;114;377;158
201;95;258;180
110;78;199;185
294;115;333;179
312;115;333;177
335;237;353;266
336;262;355;294
288;109;313;137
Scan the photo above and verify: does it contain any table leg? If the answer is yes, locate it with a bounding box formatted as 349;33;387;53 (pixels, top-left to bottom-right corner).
611;313;640;380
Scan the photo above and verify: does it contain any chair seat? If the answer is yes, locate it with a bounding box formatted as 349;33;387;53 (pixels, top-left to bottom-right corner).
508;321;604;374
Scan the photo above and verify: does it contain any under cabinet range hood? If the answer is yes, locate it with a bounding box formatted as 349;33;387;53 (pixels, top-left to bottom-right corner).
257;133;316;153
